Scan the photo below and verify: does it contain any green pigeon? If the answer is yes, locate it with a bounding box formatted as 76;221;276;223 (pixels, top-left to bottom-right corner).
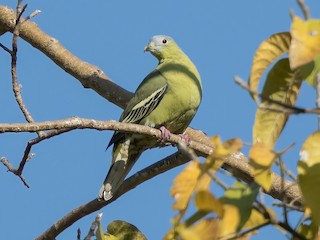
99;35;202;201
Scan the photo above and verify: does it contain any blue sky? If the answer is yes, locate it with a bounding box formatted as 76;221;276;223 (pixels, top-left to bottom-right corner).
0;1;319;239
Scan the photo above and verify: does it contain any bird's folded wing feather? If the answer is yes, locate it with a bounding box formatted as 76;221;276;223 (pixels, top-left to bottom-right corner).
107;69;168;148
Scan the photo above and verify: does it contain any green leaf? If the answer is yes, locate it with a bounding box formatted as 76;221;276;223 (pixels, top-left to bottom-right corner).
297;131;320;226
295;222;318;240
248;32;291;103
253;58;303;148
105;220;147;240
219;182;259;237
303;56;320;87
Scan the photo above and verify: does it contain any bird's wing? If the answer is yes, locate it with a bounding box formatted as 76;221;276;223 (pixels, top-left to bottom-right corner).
107;69;168;148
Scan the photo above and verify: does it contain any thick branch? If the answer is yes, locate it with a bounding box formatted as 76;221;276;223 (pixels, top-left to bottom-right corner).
0;5;132;108
36;151;303;240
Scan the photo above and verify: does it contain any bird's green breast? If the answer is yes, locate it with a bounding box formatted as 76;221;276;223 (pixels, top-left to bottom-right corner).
143;59;202;133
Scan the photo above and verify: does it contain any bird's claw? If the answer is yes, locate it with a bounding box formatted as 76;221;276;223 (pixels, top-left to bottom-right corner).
179;134;191;145
159;126;171;143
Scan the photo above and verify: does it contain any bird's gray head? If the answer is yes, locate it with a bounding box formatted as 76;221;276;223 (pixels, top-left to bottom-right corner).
144;35;179;60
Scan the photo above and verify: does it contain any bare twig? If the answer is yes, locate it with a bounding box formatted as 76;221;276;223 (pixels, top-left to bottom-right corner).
316;73;320;129
0;118;213;187
0;157;30;187
77;228;81;240
273;202;304;212
0;5;132;109
0;42;11;53
219;221;270;240
297;0;311;20
210;172;228;190
234;76;320;114
84;213;103;240
21;9;41;23
10;2;43;138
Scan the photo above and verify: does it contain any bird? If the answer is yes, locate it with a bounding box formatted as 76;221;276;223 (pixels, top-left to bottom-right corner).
99;35;202;201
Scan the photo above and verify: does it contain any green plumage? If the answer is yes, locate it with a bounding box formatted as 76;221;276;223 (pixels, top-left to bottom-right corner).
99;35;202;201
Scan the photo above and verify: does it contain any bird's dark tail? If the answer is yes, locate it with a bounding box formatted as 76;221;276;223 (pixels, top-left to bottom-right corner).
98;151;141;201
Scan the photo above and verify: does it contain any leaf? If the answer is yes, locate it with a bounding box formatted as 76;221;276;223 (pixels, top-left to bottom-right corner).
177;218;219;240
297;131;320;225
219;182;259;237
171;160;210;212
295;222;319;240
242;207;275;231
194;191;224;218
248;32;291;102
304;55;320;87
249;143;276;191
252;58;303;148
207;137;243;172
105;220;147;240
289;16;320;69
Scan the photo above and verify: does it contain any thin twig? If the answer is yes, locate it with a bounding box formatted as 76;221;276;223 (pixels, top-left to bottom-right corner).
1;128;74;187
84;213;103;240
219;221;270;240
0;42;12;53
273;202;304;212
278;156;289;225
0;157;30;187
11;1;42;137
77;228;81;240
209;172;228;190
21;9;41;23
316;73;320;129
297;0;311;20
234;76;320;114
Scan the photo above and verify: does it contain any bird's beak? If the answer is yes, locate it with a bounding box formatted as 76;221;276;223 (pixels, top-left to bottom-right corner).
144;42;154;52
144;45;149;52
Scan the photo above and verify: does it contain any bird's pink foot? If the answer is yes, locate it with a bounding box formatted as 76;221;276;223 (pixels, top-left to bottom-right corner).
159;126;171;143
179;134;191;145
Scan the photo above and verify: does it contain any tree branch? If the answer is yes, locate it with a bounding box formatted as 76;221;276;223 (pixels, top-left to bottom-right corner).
0;5;132;109
35;149;303;240
0;4;304;240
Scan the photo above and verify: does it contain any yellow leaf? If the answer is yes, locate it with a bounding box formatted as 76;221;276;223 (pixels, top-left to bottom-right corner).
171;160;211;211
248;32;291;103
207;137;243;172
219;204;240;237
249;143;276;190
171;161;201;211
194;191;224;218
289;16;320;69
298;131;320;225
242;207;275;230
177;218;219;240
223;138;243;153
211;136;230;157
219;182;259;237
253;58;303;148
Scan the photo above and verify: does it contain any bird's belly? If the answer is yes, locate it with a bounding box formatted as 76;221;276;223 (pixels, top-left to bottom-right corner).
143;98;198;134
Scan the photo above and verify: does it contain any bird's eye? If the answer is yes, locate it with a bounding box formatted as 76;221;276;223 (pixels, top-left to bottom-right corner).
162;39;167;44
